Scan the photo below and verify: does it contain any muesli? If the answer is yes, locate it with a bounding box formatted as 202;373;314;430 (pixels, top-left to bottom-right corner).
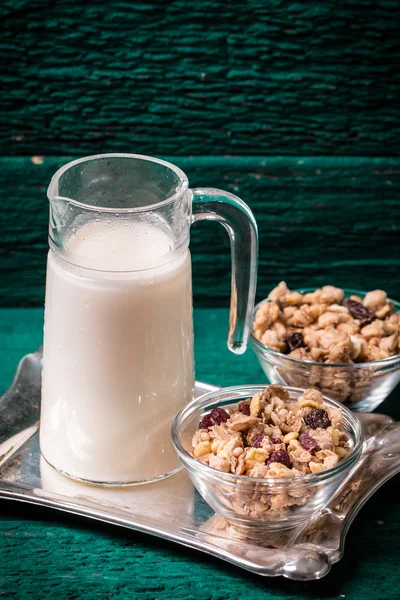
253;282;399;363
191;385;350;518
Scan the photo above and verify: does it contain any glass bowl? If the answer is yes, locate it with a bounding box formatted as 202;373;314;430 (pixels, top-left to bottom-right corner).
171;385;363;532
250;289;400;411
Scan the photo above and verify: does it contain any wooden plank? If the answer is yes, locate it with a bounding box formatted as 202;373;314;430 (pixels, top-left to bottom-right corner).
0;308;399;599
2;0;400;156
0;156;399;307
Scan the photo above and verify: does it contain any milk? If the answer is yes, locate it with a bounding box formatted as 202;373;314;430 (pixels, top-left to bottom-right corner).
40;219;194;484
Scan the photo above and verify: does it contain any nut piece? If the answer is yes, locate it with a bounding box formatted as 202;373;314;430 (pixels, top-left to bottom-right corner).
193;441;212;458
335;446;349;458
192;429;211;447
261;329;287;352
283;291;304;306
244;447;268;471
327;406;343;428
283;431;299;443
317;312;341;328
380;334;398;354
375;302;393;319
309;461;325;473
254;301;281;331
361;320;386;338
249;391;266;417
327;339;352;364
363;290;387;311
300;388;324;406
320;286;345;305
268;281;290;302
266;462;293;478
315;450;340;468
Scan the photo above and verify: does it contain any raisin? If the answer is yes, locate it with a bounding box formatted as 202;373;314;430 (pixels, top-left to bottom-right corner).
299;431;321;453
200;413;214;429
270;437;282;444
252;435;265;448
200;407;229;428
343;298;376;326
210;407;230;425
304;409;331;430
285;331;306;352
266;449;292;469
238;400;251;415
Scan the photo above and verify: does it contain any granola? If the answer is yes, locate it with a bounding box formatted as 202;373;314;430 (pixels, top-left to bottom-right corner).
192;385;350;479
253;282;400;364
191;385;352;520
252;283;400;404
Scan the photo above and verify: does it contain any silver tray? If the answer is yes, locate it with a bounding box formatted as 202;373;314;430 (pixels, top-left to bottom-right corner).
1;350;399;581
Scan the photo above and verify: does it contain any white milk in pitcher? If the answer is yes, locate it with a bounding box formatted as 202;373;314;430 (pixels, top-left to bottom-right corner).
40;218;194;483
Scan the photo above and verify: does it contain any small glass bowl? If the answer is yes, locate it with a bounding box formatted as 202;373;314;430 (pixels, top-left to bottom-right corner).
171;385;363;532
250;289;400;411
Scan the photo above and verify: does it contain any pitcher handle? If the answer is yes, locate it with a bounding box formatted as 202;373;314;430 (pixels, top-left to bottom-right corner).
192;188;258;355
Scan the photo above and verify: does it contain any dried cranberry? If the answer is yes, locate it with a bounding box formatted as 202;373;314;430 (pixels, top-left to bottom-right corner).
252;435;265;448
238;400;251;415
210;407;230;425
304;409;331;430
200;407;229;428
266;449;292;469
200;413;215;429
343;298;376;326
299;431;321;453
285;331;306;352
270;437;282;444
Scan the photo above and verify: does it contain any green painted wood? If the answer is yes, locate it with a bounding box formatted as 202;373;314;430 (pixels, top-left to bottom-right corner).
2;0;400;156
0;308;399;599
0;156;399;307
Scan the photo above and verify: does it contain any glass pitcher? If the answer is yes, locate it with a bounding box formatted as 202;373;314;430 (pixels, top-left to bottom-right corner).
40;154;258;485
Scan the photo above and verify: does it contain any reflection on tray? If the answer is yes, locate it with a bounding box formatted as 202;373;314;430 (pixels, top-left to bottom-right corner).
0;351;399;581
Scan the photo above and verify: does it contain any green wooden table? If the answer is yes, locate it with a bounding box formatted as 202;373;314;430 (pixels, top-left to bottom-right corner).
0;308;399;599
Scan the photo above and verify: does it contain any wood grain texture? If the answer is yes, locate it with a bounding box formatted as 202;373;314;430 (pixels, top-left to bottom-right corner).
0;156;399;307
2;0;400;156
0;308;399;600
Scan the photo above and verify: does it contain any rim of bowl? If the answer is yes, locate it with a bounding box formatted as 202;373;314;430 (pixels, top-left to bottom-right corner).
171;384;364;485
250;288;400;369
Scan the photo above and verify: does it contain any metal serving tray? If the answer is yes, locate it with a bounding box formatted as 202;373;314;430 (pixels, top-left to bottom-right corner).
0;350;399;581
